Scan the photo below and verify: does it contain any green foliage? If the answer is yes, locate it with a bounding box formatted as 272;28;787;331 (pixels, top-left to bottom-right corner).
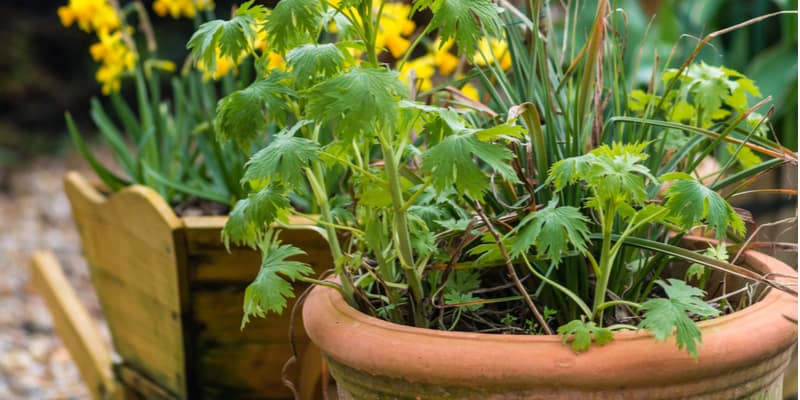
215;73;295;150
443;270;483;311
285;43;347;87
265;0;324;53
242;121;320;188
187;1;267;75
508;200;590;266
557;319;614;353
222;183;290;248
241;231;314;328
305;67;408;137
662;173;745;238
415;0;504;55
421;133;518;198
639;279;720;359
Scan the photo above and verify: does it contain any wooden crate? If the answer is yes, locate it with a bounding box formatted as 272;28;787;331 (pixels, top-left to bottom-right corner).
63;171;331;399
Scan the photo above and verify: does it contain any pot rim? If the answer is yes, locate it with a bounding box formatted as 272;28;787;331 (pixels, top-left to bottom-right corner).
303;241;798;389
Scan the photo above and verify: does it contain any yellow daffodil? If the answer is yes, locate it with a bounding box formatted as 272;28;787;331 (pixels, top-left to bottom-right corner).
431;38;458;75
375;3;415;58
472;37;511;71
460;83;479;102
400;55;436;91
58;0;119;34
152;0;215;19
196;50;238;81
89;30;137;94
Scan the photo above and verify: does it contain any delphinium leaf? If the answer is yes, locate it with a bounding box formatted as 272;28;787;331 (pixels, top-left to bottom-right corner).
421;133;519;199
243;120;319;188
215;72;294;150
509;199;591;266
241;231;313;328
265;0;323;53
305;67;408;138
222;183;291;248
187;1;266;74
443;269;483;311
414;0;504;55
549;143;655;206
557;319;614;352
661;173;745;239
285;43;347;88
638;279;720;359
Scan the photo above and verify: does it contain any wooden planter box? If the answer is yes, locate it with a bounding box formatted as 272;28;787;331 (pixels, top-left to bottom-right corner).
62;171;332;399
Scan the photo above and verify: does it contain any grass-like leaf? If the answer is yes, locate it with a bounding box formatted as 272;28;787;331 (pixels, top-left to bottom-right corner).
638;279;720;359
241;231;313;328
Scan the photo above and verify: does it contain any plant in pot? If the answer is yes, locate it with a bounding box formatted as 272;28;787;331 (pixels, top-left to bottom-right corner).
192;0;798;398
55;0;357;397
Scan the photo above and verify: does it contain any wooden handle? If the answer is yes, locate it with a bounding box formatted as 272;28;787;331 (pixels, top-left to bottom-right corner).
29;251;119;400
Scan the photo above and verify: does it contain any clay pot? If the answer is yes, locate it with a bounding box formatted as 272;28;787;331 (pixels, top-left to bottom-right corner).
303;246;797;399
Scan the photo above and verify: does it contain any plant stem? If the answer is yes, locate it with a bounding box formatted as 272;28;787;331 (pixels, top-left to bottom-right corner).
474;202;553;335
592;201;616;322
377;131;426;327
305;165;355;306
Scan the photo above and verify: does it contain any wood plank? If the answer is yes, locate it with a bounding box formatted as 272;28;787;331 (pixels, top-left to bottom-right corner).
29;251;119;400
64;172;187;398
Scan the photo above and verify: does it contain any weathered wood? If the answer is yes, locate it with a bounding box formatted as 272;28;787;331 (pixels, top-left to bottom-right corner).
64;172;188;398
183;216;332;399
28;251;119;400
65;171;332;399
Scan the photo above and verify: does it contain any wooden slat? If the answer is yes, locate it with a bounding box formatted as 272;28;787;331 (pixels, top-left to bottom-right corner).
29;251;119;400
64;172;187;398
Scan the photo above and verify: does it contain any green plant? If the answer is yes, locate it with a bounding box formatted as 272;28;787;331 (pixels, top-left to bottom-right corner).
59;0;254;206
193;0;797;359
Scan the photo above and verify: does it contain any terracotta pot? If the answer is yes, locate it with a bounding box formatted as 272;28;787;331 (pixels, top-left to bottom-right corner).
303;245;797;399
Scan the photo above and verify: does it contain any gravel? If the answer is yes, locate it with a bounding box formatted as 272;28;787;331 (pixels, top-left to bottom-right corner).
0;155;107;399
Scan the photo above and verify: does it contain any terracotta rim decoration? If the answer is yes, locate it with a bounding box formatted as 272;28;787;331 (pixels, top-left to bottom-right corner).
303;242;798;399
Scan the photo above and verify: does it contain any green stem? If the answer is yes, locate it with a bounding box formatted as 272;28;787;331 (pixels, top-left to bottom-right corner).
377;130;426;327
305;165;355;306
595;300;642;313
592;201;616;323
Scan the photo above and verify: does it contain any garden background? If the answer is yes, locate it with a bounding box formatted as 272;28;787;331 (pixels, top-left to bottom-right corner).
0;0;796;398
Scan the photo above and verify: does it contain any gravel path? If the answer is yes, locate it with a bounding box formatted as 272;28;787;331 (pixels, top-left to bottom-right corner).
0;155;105;399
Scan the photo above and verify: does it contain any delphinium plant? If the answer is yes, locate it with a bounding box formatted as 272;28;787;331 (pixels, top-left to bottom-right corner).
192;0;797;358
59;0;258;207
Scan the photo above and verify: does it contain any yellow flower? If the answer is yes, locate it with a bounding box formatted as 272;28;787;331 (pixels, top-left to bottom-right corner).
153;0;215;19
89;31;137;94
196;50;238;81
400;55;435;91
431;38;458;76
460;83;479;102
375;2;415;58
58;0;119;34
265;52;285;71
472;37;511;71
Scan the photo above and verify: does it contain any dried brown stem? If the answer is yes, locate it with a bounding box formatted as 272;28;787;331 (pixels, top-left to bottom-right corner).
473;201;553;334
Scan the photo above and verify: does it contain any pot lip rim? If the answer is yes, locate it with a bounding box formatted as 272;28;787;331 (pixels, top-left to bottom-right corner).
308;239;797;344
